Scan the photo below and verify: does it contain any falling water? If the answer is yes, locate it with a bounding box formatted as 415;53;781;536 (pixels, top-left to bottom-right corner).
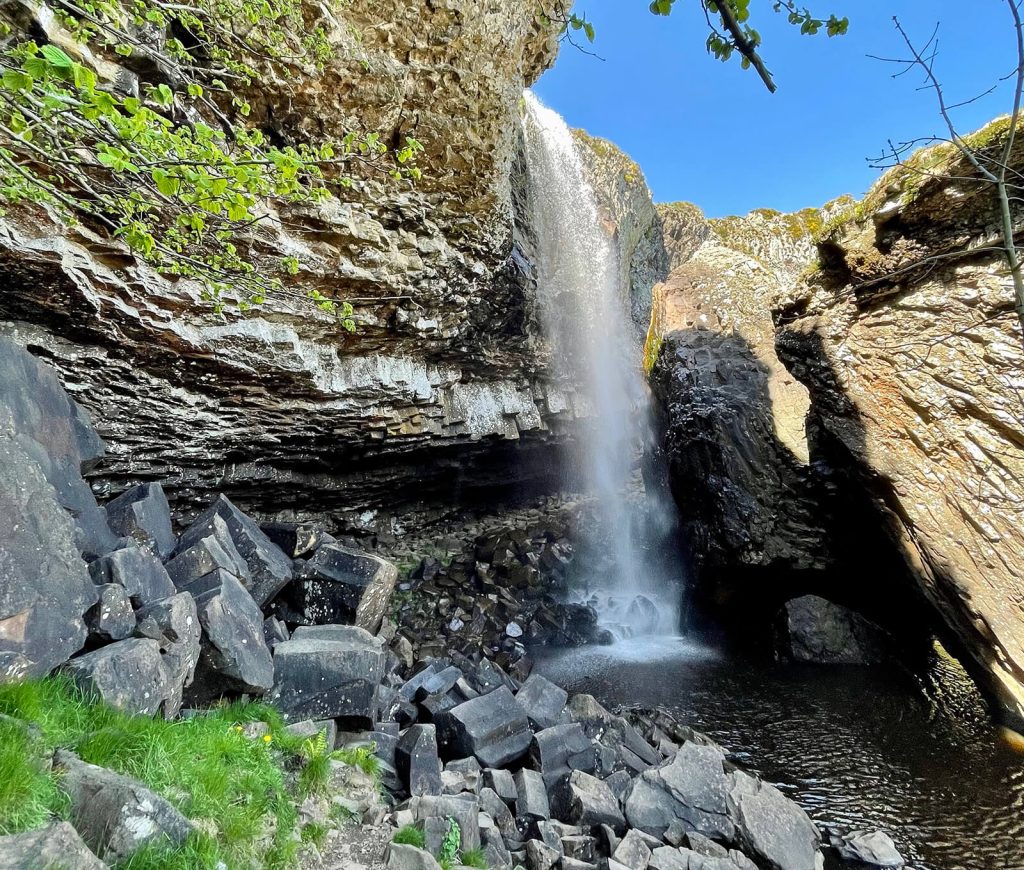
521;91;681;640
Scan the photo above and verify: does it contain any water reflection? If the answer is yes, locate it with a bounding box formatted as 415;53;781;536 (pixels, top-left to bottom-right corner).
536;639;1024;870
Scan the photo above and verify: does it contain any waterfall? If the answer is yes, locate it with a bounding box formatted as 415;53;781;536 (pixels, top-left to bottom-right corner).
521;91;682;640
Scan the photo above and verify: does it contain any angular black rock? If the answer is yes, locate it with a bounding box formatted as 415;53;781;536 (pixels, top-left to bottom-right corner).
397;724;442;796
88;544;176;609
104;482;175;560
134;592;200;718
530;722;594;790
85;583;135;643
270;625;385;724
65;638;172;716
435;686;532;768
558;771;626;834
165;515;251;588
180;495;292;607
515;673;568;730
514;768;550;822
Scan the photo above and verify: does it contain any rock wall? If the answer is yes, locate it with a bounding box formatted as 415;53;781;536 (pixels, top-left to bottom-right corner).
0;0;578;538
775;119;1024;721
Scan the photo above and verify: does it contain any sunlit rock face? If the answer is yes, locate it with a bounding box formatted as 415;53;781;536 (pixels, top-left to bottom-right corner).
0;0;582;536
775;121;1024;721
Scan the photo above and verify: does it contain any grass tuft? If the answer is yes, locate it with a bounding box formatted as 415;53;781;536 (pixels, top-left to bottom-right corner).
392;823;426;848
460;846;489;869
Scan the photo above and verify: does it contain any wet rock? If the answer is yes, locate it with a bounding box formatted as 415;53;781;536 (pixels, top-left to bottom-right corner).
65;638;172;716
729;771;820;870
558;770;626;834
397;724;443;796
778;596;890;665
165;517;251;589
181;495;292;607
88;544;175;609
85;584;135;643
0;822;106;870
831;830;905;868
185;570;274;696
436;686;532;768
270;625;384;724
55;750;195;863
283;543;397;635
104;483;175;560
133;592;200;718
515;673;568;729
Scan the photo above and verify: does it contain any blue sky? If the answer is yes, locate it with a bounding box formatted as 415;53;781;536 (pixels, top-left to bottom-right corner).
533;1;1018;217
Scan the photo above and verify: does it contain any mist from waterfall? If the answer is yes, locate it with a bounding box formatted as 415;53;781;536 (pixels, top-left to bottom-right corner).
521;91;681;641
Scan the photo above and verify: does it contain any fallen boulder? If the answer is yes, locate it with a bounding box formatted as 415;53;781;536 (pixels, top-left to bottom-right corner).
54;750;195;863
778;596;891;665
133;592;200;717
558;770;626;834
88;544;176;609
397;724;443;796
165;515;251;589
104;482;175;560
831;830;905;869
64;638;173;716
435;686;532;768
85;584;135;644
729;771;821;870
0;821;106;870
181;495;292;607
515;673;568;730
270;625;384;724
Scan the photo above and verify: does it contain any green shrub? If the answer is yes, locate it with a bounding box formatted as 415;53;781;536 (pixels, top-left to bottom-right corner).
461;846;489;869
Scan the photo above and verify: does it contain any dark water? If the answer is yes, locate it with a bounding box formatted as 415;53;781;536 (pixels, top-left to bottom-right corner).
535;638;1024;870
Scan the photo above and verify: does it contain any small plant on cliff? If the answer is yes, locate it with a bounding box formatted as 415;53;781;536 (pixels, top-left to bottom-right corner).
438;817;461;870
0;0;422;323
393;824;427;848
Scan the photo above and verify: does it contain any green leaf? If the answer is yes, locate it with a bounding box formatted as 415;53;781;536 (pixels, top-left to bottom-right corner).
152;168;181;197
40;44;74;70
2;70;34;92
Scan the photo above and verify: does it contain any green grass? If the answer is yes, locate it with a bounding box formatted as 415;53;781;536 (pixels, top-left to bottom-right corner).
392;824;426;848
460;846;488;869
0;676;307;869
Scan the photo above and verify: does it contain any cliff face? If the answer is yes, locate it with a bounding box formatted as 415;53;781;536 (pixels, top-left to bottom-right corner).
649;120;1024;719
0;0;575;537
775;121;1024;720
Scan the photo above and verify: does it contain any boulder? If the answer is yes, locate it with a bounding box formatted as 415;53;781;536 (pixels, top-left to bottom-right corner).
526;839;560;870
613;829;653;869
259;521;327;559
85;584;135;643
181;495;292;607
282;543;397;634
133;592;200;717
270;625;384;724
0;337;115;558
385;843;443;870
414;793;481;850
0;822;106;870
263;615;290;650
104;483;175;560
397;724;443;796
514;768;550;822
88;544;175;609
480;786;520;842
729;772;821;870
182;570;273;696
64;638;173;716
54;750;195;863
435;686;532;768
831;830;905;869
442;756;482;795
778;596;890;665
482;827;514;870
530;722;593;789
515;673;568;729
558;770;625;834
0;436;97;680
484;767;518;807
165;516;251;589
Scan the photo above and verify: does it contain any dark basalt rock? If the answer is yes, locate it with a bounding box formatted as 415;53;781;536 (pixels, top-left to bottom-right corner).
0;822;106;869
133;592;200;718
183;569;274;697
397;724;443;796
165;517;251;589
778;595;891;665
513;768;550;822
558;771;626;835
515;673;568;730
414;794;481;851
181;495;292;608
435;686;532;768
529;722;594;790
259;521;329;559
64;638;173;716
270;625;384;724
85;584;135;644
88;544;176;609
729;771;821;870
55;750;195;864
104;482;175;560
0;336;115;558
281;543;397;634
